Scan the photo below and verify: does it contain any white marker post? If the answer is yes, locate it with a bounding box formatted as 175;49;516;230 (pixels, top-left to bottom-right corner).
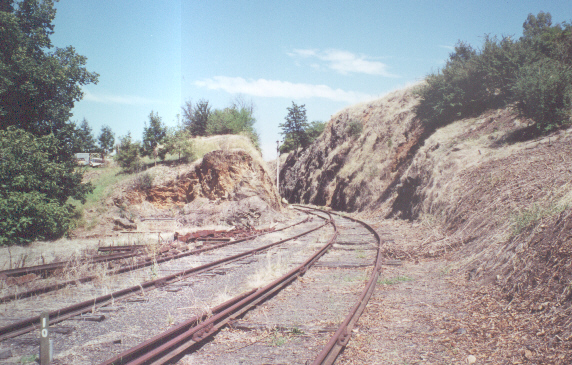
40;312;52;364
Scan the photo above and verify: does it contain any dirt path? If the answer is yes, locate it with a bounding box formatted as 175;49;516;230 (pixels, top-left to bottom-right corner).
336;218;569;365
338;259;470;364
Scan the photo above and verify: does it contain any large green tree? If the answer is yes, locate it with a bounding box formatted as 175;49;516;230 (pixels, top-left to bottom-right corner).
279;102;309;151
0;0;98;244
0;128;92;245
0;0;99;136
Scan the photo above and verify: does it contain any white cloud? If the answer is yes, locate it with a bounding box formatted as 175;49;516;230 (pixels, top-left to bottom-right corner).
83;90;161;105
289;48;397;77
194;76;375;104
439;45;455;51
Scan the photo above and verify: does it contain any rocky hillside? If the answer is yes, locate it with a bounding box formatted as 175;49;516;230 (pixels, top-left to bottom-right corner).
76;137;284;238
281;85;426;212
280;84;572;343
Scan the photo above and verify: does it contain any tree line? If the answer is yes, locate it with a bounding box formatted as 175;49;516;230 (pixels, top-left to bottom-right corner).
416;12;572;132
114;97;260;172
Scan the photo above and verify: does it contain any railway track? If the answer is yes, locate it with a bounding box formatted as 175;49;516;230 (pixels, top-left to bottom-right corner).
98;206;383;365
0;221;308;304
0;216;321;341
0;207;385;364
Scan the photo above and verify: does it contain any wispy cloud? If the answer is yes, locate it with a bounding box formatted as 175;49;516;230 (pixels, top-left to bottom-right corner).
439;45;455;51
83;90;161;105
289;48;397;77
194;76;375;103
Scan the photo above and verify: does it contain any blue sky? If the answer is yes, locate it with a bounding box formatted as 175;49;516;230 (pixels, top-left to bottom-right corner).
51;0;572;160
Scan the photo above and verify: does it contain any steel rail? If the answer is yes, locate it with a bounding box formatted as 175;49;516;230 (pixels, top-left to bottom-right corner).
0;251;139;278
99;210;337;365
308;207;383;365
0;225;286;278
98;245;146;253
0;217;324;341
0;218;310;304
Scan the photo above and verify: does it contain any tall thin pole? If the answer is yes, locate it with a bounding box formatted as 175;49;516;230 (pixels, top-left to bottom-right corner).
276;140;280;197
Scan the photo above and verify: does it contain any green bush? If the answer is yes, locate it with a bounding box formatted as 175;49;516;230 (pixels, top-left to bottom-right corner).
416;12;572;132
347;120;363;138
115;133;142;172
134;172;154;190
512;58;572;131
0;128;92;245
206;102;259;148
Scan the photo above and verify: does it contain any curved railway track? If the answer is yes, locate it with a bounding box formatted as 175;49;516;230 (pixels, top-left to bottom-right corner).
0;207;385;364
99;206;383;365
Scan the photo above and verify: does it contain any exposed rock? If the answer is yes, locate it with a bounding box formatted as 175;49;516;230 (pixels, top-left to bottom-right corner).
106;149;283;230
280;85;426;213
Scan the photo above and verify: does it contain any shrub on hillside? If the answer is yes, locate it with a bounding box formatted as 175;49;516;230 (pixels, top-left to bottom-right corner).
512;58;572;131
115;133;142;173
347;120;364;138
416;12;572;132
134;172;154;191
206;101;259;149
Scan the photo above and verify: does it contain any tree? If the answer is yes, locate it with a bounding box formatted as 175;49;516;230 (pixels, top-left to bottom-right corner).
307;120;326;141
165;127;195;163
0;128;93;245
74;118;96;152
182;99;211;136
97;125;115;162
206;99;259;148
115;132;141;172
142;111;167;163
523;11;553;39
279;120;326;153
279;102;309;151
0;0;99;136
0;1;97;244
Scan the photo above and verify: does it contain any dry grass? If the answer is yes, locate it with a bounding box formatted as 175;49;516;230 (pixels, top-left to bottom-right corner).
246;250;287;290
0;237;123;271
194;134;262;163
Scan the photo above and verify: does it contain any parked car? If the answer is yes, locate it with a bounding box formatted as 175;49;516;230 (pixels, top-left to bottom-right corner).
89;158;104;167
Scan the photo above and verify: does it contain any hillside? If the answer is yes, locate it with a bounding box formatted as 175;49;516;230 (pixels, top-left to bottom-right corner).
74;135;284;239
280;84;572;362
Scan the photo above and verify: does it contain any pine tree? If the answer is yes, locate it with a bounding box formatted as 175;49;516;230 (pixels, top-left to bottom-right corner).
279;102;309;150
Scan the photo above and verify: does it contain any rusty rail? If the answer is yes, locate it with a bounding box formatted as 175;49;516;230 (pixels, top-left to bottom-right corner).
0;216;324;341
99;211;337;365
0;251;138;278
0;218;311;304
98;245;146;253
307;207;383;365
